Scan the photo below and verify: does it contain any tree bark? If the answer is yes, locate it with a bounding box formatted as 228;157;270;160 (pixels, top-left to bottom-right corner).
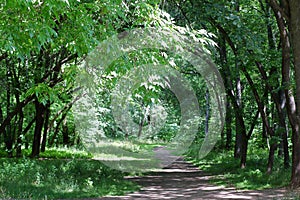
262;0;289;168
240;132;248;169
31;98;46;157
4;62;13;157
278;89;289;168
289;0;300;188
49;110;69;147
16;108;24;157
214;24;248;164
205;89;210;136
218;33;232;149
225;102;232;149
62;117;69;146
269;0;300;187
46;93;83;133
41;104;50;152
242;64;279;172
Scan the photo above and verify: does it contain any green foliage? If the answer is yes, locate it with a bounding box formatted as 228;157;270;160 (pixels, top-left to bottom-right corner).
1;0;297;195
0;158;139;200
0;148;92;159
39;148;92;159
25;83;56;105
187;149;290;190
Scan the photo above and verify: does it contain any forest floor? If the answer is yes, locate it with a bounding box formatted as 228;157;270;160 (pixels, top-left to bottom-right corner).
83;146;296;200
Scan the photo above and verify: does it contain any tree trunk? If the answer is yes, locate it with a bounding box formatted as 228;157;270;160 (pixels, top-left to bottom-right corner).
234;112;248;168
16;109;24;157
242;65;280;172
0;96;34;136
234;119;243;158
205;88;210;136
41;104;50;152
266;0;290;166
267;142;277;173
62;117;69;146
225;102;232;149
31;99;45;157
240;130;248;169
213;14;250;166
278;89;289;168
4;64;13;157
255;61;290;168
218;33;232;149
4;130;13;158
269;0;300;187
138;116;145;138
264;0;289;167
49;111;68;147
289;0;300;188
215;27;246;160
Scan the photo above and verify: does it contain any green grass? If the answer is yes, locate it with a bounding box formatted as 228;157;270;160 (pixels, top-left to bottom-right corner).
100;139;166;152
0;141;166;200
129;139;166;151
1;141;298;199
0;146;143;199
187;147;291;190
0;147;93;159
39;148;93;159
0;158;140;200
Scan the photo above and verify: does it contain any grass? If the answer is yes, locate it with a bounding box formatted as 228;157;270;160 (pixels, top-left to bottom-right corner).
0;147;93;159
0;146;142;200
186;146;291;190
88;139;159;155
2;139;299;199
39;148;93;159
0;140;165;199
92;138;166;153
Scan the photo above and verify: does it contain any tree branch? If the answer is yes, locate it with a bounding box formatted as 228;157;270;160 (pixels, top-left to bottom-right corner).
209;17;237;55
269;0;290;22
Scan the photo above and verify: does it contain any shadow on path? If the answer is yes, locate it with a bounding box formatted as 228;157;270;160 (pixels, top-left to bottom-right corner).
94;157;289;200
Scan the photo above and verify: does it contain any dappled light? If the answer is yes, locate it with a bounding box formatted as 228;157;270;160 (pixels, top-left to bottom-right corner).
1;0;300;199
99;158;288;200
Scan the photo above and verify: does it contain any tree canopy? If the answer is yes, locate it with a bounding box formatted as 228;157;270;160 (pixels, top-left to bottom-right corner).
1;0;300;194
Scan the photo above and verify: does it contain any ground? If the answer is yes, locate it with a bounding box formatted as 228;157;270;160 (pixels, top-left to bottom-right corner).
81;146;293;200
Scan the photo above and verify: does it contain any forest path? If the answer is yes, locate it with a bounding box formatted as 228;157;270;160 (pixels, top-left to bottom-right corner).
90;147;290;200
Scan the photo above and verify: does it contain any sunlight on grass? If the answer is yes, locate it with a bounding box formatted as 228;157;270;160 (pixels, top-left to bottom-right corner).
93;153;152;161
40;147;93;159
0;156;139;199
0;140;168;199
187;148;291;190
88;140;169;172
90;139;166;154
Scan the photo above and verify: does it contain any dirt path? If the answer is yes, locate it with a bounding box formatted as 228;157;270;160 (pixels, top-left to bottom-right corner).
91;147;292;200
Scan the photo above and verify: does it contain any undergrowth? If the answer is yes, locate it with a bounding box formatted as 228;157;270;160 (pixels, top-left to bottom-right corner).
0;140;167;200
0;146;144;200
186;145;291;190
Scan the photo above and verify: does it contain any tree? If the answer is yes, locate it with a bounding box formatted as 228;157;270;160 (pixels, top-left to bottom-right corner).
164;0;294;174
268;0;300;187
0;0;154;156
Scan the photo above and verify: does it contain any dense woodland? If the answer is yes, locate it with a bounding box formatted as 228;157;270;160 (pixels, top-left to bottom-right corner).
1;0;300;196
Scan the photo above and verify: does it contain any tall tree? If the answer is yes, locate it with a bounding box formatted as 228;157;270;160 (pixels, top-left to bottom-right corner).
269;0;300;187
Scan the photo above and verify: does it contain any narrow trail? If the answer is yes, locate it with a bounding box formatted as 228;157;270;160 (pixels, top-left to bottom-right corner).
89;147;291;200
